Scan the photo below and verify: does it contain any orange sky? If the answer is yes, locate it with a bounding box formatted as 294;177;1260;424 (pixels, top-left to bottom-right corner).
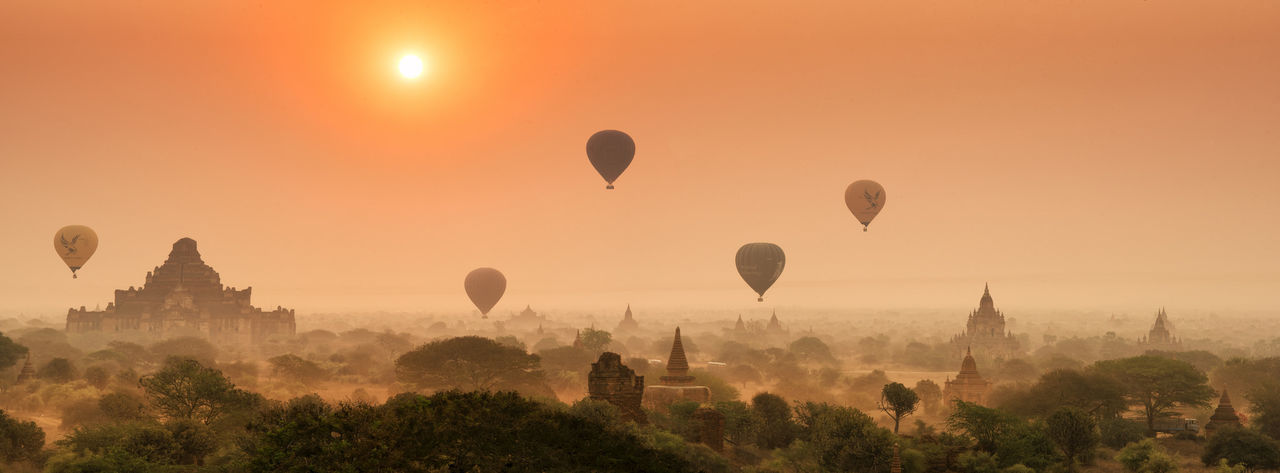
2;1;1278;315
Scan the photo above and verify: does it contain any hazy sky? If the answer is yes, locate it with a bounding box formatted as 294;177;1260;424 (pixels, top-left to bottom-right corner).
2;1;1278;315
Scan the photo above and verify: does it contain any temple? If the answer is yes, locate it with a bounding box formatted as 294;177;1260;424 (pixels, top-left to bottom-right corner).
587;352;647;424
1140;308;1181;350
944;347;991;406
950;284;1020;358
1204;390;1241;438
65;238;296;344
506;305;546;331
615;304;639;332
766;310;787;335
644;327;710;408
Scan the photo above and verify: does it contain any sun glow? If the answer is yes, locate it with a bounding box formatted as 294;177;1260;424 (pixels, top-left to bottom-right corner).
399;54;424;79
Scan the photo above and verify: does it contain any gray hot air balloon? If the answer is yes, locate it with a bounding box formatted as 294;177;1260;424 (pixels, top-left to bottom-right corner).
735;243;785;302
586;130;635;189
464;268;506;319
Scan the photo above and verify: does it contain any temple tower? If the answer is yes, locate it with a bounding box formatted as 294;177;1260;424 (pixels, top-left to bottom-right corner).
944;347;991;406
616;304;639;332
1204;390;1242;438
644;327;710;409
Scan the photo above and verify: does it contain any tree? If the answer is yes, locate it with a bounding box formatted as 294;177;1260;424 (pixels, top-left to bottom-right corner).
83;365;110;389
580;329;612;354
789;337;836;364
148;336;218;366
1045;407;1099;472
267;353;330;387
946;401;1019;453
37;357;79;383
0;409;44;464
1093;356;1216;431
714;401;757;446
879;382;920;433
794;402;895;472
915;379;943;413
1247;383;1280;441
395;336;544;392
997;369;1127;418
238;391;698;472
728;364;762;389
0;332;27;372
139;358;257;425
752;392;796;449
1201;427;1280;473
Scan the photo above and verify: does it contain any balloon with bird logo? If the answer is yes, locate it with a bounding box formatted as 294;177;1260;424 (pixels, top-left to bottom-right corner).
735;243;785;302
586;130;635;189
53;225;98;278
464;267;506;319
844;180;886;232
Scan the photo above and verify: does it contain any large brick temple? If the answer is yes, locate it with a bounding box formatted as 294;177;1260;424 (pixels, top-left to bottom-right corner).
65;238;295;344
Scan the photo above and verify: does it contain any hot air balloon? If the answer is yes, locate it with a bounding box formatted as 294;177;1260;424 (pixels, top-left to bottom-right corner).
844;180;886;232
464;268;506;319
53;225;98;279
735;243;785;302
586;130;635;189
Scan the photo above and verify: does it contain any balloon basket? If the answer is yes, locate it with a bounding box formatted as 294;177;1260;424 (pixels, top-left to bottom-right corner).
72;274;77;279
757;297;763;302
606;185;615;190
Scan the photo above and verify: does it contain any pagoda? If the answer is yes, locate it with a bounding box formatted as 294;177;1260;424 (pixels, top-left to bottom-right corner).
14;354;34;384
65;238;295;344
1204;390;1242;437
950;284;1020;358
944;347;991;406
644;327;710;408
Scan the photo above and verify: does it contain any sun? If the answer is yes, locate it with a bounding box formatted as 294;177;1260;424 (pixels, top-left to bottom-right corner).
399;54;424;79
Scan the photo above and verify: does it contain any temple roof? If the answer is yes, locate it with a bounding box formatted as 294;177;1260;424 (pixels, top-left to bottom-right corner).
666;327;690;376
979;283;994;311
960;346;979;375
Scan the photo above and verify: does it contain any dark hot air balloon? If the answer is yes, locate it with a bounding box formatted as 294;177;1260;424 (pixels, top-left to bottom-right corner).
464;268;506;319
53;225;98;279
586;130;635;189
735;243;785;302
844;180;886;232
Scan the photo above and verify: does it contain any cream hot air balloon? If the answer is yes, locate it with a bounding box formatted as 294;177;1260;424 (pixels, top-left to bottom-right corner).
53;225;98;278
464;268;506;319
844;180;886;232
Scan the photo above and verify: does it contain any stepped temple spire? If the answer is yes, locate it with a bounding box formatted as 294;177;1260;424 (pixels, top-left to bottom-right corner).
1205;389;1242;437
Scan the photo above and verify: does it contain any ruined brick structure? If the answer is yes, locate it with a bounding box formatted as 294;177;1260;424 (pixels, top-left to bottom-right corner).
588;352;647;424
694;406;725;452
65;238;295;344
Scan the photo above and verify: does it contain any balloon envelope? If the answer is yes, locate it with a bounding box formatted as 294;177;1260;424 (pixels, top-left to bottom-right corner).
735;243;785;302
586;130;635;189
844;180;886;231
464;268;506;318
53;225;98;278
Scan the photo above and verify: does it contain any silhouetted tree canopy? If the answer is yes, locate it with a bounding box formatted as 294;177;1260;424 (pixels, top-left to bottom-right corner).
1045;407;1099;472
139;358;259;425
396;336;544;393
0;409;44;464
0;331;27;371
1092;356;1215;431
878;382;919;433
37;357;78;383
1201;427;1280;473
238;391;697;473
